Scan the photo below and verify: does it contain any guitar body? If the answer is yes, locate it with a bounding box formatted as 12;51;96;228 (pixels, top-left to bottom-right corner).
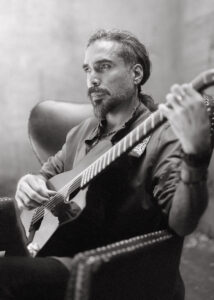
18;140;112;256
20;208;59;253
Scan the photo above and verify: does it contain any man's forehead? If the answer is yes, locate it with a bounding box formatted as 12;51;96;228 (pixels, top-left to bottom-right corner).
84;40;122;64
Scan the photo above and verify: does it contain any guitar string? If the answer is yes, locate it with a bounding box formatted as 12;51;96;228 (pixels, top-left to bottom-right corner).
31;179;82;223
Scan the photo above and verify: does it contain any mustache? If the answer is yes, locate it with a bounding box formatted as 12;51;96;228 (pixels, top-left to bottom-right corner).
88;87;110;97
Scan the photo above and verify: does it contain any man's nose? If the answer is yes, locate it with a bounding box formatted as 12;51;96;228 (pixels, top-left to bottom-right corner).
88;72;101;87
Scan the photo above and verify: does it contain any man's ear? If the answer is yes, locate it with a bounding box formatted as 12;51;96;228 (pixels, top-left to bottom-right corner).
132;64;144;86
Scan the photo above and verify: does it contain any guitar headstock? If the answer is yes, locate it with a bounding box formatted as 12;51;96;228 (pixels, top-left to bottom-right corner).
191;69;214;93
203;94;214;146
189;69;214;146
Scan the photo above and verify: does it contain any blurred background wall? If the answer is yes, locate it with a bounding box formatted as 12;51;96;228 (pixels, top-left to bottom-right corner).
0;0;214;236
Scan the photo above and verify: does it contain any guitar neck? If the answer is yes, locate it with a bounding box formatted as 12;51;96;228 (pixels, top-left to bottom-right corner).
79;110;165;188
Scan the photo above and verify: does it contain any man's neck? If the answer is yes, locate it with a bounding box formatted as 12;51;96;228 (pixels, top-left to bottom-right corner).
104;95;140;133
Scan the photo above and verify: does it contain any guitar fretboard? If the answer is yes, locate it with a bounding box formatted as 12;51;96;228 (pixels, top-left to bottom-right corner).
79;110;165;188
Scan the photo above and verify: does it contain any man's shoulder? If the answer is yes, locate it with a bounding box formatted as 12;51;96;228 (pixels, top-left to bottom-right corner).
147;121;181;158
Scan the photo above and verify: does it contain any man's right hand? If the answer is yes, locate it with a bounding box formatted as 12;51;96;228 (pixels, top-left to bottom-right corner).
15;174;57;211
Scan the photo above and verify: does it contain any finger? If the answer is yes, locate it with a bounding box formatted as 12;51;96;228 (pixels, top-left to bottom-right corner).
47;190;57;197
19;181;49;205
15;195;25;211
165;93;182;109
158;103;172;119
182;84;203;101
25;175;53;198
170;84;186;98
39;180;57;196
16;190;38;210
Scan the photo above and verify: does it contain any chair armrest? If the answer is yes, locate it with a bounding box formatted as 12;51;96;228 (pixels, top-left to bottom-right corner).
65;230;183;300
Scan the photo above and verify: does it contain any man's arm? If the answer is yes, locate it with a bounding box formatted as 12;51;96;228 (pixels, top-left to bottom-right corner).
15;147;66;211
159;84;212;236
168;161;209;236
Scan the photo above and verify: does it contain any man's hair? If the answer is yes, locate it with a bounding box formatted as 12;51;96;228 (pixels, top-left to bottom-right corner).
87;29;151;90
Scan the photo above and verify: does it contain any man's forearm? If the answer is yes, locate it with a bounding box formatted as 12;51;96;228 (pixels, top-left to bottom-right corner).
168;162;209;236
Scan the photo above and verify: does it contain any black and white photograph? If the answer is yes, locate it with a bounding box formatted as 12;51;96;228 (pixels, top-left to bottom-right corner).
0;1;214;299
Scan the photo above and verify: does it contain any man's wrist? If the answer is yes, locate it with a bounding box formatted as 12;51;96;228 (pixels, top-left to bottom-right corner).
180;161;208;184
37;173;48;182
181;151;211;168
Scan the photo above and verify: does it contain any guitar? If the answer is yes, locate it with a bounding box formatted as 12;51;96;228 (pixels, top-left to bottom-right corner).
13;69;214;255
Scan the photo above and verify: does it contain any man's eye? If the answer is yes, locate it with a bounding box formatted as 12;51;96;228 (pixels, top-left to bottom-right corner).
100;64;111;70
84;67;90;73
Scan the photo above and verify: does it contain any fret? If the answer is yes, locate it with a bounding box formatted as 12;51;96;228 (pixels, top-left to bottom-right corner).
82;168;86;185
112;145;116;161
86;166;91;182
98;157;102;173
82;168;88;186
81;172;86;186
117;141;121;156
90;163;95;179
94;159;98;176
129;131;133;147
123;136;127;152
102;153;107;169
136;126;139;141
107;150;111;165
84;168;88;183
151;114;155;129
143;119;147;135
90;164;95;179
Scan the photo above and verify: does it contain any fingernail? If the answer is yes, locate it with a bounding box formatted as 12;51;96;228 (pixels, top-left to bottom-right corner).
48;190;57;195
183;83;191;90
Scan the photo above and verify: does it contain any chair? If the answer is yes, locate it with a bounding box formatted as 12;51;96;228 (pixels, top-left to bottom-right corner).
28;100;93;164
28;100;184;300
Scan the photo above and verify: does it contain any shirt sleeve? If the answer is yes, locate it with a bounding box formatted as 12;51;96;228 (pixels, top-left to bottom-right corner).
39;144;66;180
39;117;97;180
38;123;80;180
151;124;182;215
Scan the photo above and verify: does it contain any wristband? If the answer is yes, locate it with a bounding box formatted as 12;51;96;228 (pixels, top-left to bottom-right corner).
180;163;208;184
182;151;211;168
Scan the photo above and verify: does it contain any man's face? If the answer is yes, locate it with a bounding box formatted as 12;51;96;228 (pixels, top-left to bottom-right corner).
83;40;136;119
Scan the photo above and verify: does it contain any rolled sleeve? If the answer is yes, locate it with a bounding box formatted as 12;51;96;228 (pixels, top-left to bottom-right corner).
152;125;182;215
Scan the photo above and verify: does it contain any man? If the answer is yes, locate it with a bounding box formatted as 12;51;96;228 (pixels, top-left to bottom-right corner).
0;29;212;300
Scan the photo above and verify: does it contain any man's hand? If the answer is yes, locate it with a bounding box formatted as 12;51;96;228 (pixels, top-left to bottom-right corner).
15;174;57;211
159;84;211;154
